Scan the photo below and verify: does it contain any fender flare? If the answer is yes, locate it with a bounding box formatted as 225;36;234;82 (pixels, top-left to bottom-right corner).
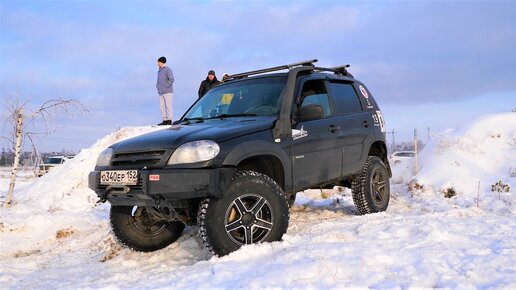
222;139;292;191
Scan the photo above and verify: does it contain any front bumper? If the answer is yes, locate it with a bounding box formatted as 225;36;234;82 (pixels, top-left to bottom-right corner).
88;167;235;206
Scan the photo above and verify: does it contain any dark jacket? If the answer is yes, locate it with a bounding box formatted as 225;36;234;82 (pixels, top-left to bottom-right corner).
198;77;220;98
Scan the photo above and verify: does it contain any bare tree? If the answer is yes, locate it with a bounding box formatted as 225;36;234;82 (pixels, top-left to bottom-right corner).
2;95;88;208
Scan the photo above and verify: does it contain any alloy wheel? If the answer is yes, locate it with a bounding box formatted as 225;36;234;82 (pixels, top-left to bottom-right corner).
224;194;274;245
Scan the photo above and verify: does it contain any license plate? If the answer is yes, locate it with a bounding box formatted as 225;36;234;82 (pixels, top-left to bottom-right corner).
100;170;138;185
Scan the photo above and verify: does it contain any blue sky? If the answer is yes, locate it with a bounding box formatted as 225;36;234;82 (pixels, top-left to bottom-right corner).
1;0;515;152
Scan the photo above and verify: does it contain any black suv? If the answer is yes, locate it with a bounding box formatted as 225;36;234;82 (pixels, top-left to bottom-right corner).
89;59;391;256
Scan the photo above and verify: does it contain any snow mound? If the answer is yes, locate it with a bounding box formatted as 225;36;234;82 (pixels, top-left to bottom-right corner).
395;113;515;214
0;126;167;281
16;126;164;210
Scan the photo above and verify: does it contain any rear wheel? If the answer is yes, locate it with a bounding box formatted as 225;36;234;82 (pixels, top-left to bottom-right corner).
351;156;390;214
110;206;185;252
197;170;289;256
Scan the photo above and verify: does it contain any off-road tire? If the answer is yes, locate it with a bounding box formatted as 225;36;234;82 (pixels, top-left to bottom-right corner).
110;206;185;252
197;170;289;256
351;156;390;215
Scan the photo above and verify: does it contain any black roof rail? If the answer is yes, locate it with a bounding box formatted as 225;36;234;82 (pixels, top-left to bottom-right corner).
310;64;353;78
222;60;354;82
225;59;318;80
330;64;351;75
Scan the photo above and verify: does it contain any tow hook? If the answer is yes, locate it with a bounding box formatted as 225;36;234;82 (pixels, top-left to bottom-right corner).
96;186;131;205
96;187;111;205
95;199;106;205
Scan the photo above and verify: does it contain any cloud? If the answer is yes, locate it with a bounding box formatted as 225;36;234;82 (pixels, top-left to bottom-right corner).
345;2;516;103
1;0;515;151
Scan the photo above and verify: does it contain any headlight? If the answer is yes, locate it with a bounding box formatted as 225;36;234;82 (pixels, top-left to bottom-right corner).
168;140;220;165
96;148;113;166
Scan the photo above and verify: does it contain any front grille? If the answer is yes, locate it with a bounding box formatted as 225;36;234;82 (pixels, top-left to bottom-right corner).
111;150;167;167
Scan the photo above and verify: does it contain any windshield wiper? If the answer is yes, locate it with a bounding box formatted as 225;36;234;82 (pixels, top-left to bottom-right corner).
177;117;205;124
204;113;257;120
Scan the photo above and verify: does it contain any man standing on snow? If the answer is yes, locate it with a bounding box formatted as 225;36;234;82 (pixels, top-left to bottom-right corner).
198;70;220;99
156;56;174;125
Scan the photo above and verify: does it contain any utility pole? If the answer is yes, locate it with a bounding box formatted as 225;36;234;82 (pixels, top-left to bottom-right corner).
388;129;396;151
414;128;419;174
427;126;431;143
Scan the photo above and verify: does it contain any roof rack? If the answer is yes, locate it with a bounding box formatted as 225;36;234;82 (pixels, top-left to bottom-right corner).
223;59;353;81
311;64;353;78
330;64;351;75
225;59;318;80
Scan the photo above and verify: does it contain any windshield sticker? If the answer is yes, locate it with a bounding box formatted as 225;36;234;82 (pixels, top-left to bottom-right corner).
292;126;308;140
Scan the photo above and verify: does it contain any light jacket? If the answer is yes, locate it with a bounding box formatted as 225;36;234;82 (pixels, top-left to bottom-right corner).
157;66;174;95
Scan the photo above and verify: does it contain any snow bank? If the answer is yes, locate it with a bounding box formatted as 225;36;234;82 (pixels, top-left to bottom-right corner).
14;126;164;210
1;114;515;289
0;126;165;271
393;113;515;215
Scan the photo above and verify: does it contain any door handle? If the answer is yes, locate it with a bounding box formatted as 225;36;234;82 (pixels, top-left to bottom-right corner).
362;120;370;128
329;125;341;133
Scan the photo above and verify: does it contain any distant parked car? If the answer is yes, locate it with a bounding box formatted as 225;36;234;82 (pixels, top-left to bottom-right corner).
36;156;70;177
390;151;415;164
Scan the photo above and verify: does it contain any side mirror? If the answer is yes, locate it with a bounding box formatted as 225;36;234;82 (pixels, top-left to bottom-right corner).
299;104;324;122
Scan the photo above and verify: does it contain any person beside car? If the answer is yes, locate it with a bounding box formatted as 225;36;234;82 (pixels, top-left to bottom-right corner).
156;56;174;126
198;70;220;99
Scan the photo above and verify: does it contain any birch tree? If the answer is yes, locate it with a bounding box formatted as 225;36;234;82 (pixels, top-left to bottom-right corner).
2;96;88;208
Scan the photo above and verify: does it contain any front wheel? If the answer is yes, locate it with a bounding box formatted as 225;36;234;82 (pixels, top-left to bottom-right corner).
197;170;289;256
351;156;390;215
110;206;185;252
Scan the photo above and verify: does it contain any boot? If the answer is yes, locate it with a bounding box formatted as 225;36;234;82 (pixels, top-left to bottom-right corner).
157;120;170;126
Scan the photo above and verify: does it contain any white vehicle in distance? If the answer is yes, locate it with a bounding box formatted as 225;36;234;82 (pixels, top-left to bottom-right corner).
390;151;415;164
35;156;70;177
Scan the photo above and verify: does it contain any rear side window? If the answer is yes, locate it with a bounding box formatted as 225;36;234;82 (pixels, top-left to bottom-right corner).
328;82;362;115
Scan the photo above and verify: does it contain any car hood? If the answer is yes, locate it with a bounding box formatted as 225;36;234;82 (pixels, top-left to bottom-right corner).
112;116;276;152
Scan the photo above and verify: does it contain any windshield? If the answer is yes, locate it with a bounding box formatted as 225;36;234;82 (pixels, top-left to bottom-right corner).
44;157;64;164
183;76;287;120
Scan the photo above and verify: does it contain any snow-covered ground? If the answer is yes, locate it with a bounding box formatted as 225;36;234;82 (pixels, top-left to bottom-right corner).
0;113;515;289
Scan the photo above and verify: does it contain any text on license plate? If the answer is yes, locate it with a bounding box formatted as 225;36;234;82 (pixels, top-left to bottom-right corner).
100;170;138;185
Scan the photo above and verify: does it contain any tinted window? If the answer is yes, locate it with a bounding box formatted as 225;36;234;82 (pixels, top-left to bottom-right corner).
44;158;64;164
184;76;286;119
328;82;362;115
